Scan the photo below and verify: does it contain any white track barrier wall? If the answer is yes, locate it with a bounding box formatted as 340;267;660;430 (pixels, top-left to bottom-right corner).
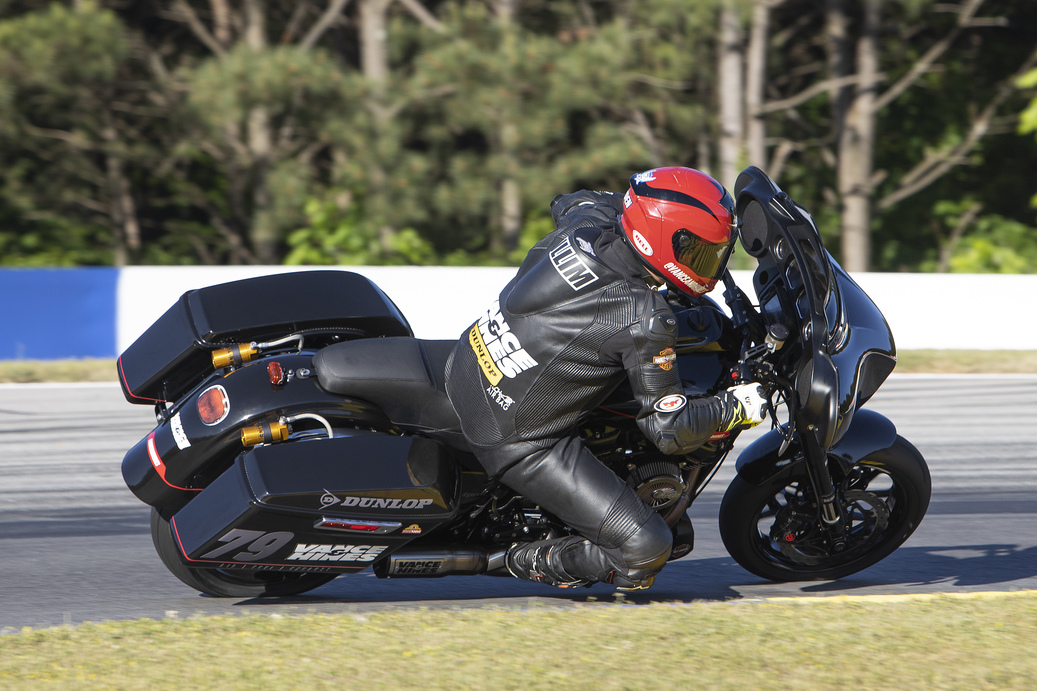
116;267;1037;352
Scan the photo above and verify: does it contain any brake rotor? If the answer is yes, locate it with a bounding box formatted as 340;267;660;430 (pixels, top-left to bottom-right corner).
776;490;890;566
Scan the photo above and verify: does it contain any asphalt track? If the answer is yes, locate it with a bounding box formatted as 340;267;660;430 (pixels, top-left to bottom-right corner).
1;375;1035;631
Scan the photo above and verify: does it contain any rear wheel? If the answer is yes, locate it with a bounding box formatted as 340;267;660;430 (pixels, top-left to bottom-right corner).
719;436;930;582
151;508;339;598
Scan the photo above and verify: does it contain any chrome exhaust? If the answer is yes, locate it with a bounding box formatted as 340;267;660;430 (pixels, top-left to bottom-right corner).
373;547;490;578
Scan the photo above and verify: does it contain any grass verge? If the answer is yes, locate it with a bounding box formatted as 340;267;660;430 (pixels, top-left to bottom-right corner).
0;358;119;384
895;350;1037;374
1;592;1034;689
2;351;1036;383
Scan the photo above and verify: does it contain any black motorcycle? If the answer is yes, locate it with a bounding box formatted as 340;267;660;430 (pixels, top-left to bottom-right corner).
119;166;930;597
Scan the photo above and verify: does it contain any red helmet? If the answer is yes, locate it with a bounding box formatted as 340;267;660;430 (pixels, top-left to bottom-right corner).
620;167;736;296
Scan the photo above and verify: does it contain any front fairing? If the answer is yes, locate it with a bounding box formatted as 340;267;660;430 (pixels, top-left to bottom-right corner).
827;262;896;441
733;166;896;450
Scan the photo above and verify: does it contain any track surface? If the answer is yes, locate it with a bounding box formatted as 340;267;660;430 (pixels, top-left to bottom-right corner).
2;376;1036;631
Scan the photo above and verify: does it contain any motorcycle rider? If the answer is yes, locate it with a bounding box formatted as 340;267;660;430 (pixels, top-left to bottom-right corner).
444;166;767;590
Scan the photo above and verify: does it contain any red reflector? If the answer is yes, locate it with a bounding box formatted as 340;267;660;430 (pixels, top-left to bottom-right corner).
316;518;401;533
348;524;381;531
146;433;165;476
197;385;230;425
268;361;285;385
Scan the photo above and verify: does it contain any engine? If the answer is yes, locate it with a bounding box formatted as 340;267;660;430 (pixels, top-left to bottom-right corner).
628;460;686;511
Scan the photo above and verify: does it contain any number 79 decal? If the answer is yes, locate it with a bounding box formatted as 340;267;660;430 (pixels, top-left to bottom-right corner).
199;529;295;562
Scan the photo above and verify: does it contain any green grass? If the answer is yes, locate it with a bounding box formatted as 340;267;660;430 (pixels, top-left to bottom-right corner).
1;592;1034;689
895;350;1037;374
1;351;1035;383
0;358;119;383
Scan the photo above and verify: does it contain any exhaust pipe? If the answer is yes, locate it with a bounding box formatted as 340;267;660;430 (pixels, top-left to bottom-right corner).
374;546;503;578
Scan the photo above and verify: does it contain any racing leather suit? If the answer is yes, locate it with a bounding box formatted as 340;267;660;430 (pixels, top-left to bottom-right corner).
444;190;740;588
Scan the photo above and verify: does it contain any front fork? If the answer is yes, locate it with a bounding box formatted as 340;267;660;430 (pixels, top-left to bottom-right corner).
799;429;847;551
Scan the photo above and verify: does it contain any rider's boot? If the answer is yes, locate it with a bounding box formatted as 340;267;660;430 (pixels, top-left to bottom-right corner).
504;537;593;588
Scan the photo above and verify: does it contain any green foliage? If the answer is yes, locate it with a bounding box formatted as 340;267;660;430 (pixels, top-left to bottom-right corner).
285;197;438;266
1017;67;1037;209
1017;67;1037;134
185;45;353;136
946;215;1037;273
0;2;136;265
0;214;112;266
0;1;127;88
0;1;1034;269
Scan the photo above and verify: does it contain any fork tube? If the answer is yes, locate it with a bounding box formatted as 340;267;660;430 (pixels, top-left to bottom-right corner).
799;429;847;549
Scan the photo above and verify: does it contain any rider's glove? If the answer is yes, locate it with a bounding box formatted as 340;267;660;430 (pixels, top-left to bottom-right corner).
725;382;768;430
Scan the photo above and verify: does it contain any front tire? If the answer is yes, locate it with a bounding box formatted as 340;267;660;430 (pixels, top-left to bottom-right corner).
151;508;339;597
719;435;931;582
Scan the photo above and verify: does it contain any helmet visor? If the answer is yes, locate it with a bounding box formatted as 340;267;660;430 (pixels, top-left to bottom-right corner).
672;229;735;281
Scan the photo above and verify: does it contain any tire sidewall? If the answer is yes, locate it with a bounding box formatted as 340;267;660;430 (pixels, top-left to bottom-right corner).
719;436;931;582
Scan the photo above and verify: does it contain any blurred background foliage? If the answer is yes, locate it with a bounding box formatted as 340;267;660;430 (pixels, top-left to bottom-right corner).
0;0;1035;272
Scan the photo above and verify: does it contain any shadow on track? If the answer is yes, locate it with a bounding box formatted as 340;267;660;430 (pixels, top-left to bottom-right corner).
220;540;1037;611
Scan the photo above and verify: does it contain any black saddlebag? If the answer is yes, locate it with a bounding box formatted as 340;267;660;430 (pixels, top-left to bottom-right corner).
118;270;412;404
166;434;459;572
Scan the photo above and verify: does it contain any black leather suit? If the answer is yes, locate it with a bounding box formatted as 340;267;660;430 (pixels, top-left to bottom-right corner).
444;190;737;588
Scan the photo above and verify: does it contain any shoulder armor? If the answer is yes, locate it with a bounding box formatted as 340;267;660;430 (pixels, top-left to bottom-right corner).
649;310;678;337
633;290;677;344
569;226;602;261
551;190;623;226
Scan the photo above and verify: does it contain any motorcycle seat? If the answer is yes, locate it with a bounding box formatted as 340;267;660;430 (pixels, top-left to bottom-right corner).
313;337;465;446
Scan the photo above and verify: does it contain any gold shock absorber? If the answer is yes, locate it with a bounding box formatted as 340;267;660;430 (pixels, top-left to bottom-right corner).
212;343;259;369
240;420;289;447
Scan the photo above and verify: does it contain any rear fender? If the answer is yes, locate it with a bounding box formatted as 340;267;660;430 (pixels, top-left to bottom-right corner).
734;408;898;486
122;352;393;512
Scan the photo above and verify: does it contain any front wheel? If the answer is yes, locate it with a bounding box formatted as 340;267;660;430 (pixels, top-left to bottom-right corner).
719;436;931;582
151;508;339;597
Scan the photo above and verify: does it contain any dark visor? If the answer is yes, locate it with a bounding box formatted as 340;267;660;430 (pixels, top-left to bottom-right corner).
672;229;734;280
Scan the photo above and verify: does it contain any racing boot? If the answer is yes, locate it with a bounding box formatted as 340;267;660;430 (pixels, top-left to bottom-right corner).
505;537;593;589
505;536;665;590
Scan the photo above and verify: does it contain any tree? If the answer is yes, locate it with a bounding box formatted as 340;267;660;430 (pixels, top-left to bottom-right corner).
0;2;151;265
1;0;1036;271
821;0;1033;270
161;0;364;263
410;2;648;258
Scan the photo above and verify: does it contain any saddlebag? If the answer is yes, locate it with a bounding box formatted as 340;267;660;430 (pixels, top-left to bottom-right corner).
118;270;412;404
165;434;459;572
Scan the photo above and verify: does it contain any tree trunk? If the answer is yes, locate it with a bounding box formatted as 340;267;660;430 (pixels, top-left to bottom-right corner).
359;0;395;253
494;0;522;254
825;0;853;149
836;0;880;272
359;0;392;91
717;3;744;190
241;0;279;263
745;0;774;170
101;110;141;266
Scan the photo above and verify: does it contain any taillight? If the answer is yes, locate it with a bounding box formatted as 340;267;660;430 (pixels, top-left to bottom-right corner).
197;385;230;425
268;361;285;385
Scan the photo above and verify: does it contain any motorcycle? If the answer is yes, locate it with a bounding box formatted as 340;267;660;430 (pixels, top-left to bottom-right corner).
118;166;930;597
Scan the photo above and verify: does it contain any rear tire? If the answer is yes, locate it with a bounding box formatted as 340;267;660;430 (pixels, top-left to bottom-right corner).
151;508;338;598
719;435;930;582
